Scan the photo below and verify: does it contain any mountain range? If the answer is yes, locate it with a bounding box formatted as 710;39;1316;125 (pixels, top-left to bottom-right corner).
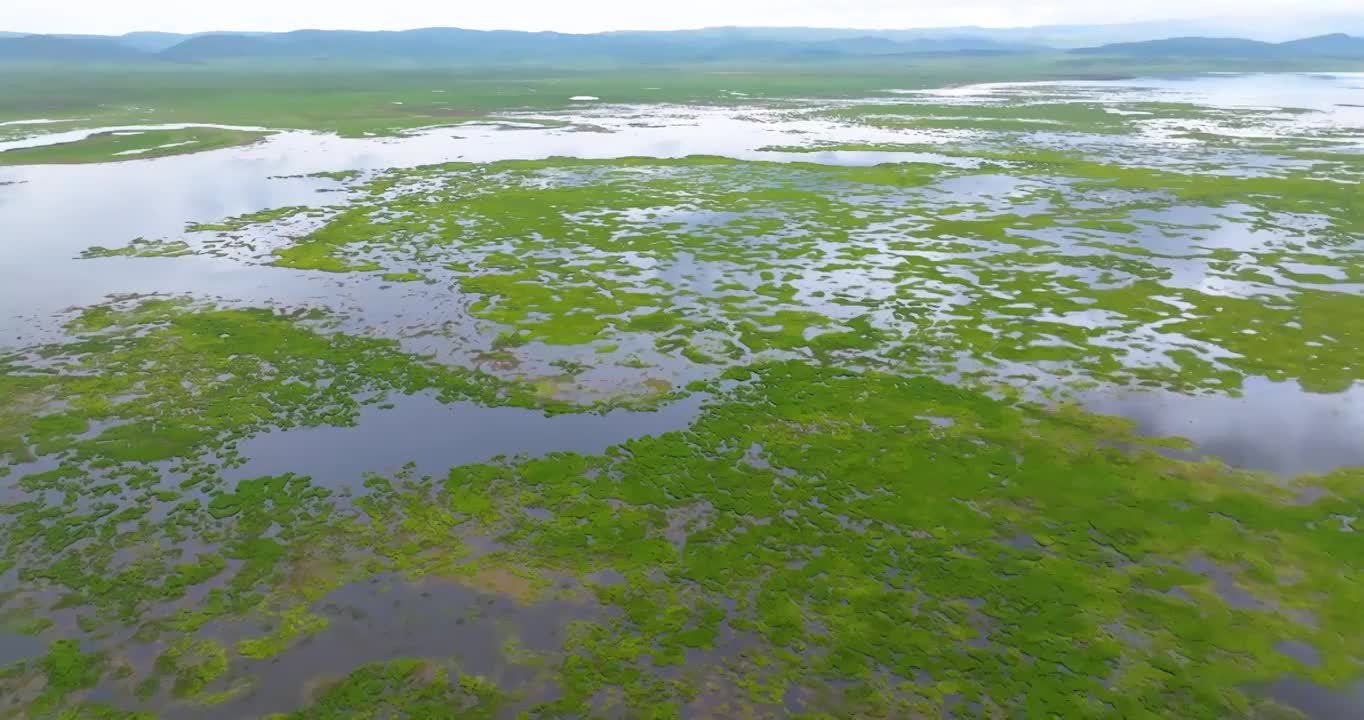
1;26;1362;65
1072;33;1364;58
0;28;1043;64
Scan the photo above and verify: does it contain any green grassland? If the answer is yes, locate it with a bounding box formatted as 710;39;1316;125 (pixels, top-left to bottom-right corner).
3;53;1362;139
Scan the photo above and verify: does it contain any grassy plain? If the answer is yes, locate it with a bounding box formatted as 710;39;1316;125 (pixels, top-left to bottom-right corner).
3;53;1362;138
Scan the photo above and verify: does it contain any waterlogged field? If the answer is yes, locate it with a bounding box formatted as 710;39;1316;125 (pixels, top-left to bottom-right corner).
1;72;1363;719
0;127;272;166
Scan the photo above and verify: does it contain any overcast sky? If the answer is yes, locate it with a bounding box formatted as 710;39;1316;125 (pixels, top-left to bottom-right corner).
3;0;1360;35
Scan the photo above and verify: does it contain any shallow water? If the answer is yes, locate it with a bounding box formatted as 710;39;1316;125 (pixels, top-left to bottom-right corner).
1264;677;1364;720
1079;378;1364;475
898;72;1364;165
181;574;595;719
905;71;1364;117
0;631;47;667
227;392;707;487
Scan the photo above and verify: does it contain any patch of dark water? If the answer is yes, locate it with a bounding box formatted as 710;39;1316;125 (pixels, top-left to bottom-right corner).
1184;554;1268;610
0;164;341;342
0;630;46;666
1275;640;1324;667
1;262;509;387
1259;676;1364;720
226;391;706;488
1000;533;1044;552
1078;377;1364;476
178;573;596;719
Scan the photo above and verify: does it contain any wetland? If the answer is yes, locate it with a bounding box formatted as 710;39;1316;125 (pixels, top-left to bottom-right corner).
1;71;1362;719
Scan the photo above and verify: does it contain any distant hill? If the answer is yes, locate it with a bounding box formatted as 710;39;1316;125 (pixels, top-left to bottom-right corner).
158;33;280;61
1;25;1362;66
115;31;196;52
156;27;1042;64
6;14;1364;52
77;31;273;52
603;27;1042;52
0;34;151;62
1072;37;1280;57
1074;33;1364;58
1280;33;1364;56
616;17;1364;48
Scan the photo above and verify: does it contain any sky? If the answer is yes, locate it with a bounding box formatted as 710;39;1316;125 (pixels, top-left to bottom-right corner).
3;0;1361;35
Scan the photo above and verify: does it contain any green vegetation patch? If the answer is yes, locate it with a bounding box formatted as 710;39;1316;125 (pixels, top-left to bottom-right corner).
829;101;1134;134
0;127;272;165
273;660;505;719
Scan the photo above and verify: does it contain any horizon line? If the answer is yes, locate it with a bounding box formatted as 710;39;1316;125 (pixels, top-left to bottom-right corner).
8;15;1357;39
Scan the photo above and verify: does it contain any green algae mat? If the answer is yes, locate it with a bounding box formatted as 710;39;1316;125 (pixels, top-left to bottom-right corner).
1;74;1363;719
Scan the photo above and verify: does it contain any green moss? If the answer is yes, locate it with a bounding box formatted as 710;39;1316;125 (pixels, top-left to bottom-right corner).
35;640;106;710
187;206;314;233
81;238;193;259
238;605;330;660
270;660;505;719
624;311;683;333
152;637;230;699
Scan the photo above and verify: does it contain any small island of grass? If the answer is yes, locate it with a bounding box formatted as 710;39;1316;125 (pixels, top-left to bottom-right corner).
0;126;273;165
